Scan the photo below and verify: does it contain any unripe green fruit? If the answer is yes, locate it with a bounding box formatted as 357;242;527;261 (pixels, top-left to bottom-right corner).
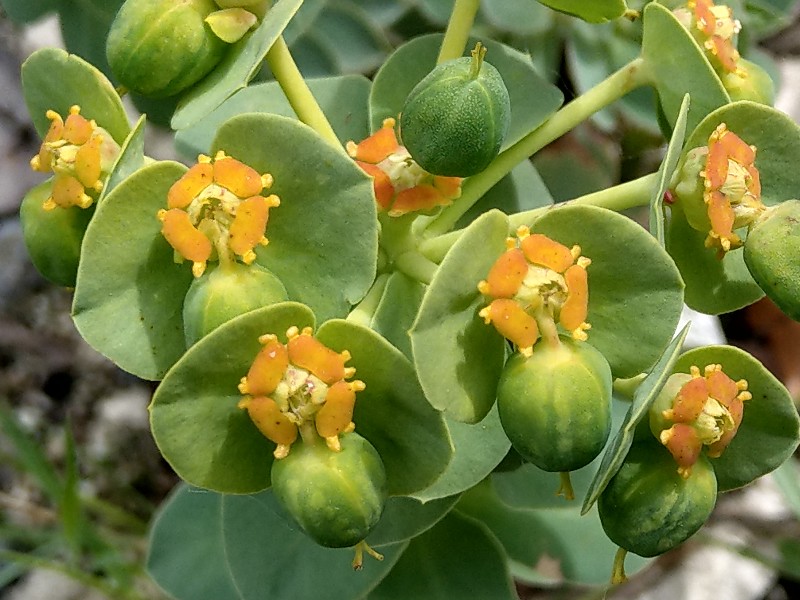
271;433;387;548
496;337;612;472
19;179;93;288
721;59;775;106
598;442;717;557
182;261;287;346
744;200;800;321
106;0;227;98
398;46;510;177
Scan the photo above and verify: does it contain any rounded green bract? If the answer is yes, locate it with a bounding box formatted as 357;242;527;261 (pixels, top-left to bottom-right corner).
496;337;612;473
744;200;800;321
182;262;288;346
270;433;387;548
20;179;93;288
722;59;775;106
398;49;510;177
598;442;717;558
106;0;227;99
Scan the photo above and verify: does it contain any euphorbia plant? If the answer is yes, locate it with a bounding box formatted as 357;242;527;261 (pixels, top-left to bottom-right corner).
9;0;800;597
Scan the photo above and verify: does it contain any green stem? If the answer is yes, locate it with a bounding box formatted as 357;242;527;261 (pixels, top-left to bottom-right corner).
395;250;438;285
347;273;391;326
437;0;481;64
419;171;659;263
611;546;629;585
425;56;651;237
557;471;575;501
265;36;342;150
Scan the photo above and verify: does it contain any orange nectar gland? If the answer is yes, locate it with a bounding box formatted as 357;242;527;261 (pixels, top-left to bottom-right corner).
701;124;765;256
477;227;591;356
157;151;279;277
659;364;750;478
346;118;462;217
677;0;743;75
29;105;120;211
236;326;365;459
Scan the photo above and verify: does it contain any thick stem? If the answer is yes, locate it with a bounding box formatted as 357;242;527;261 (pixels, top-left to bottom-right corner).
265;36;342;150
419;171;659;264
425;56;652;237
395;250;438;285
437;0;481;64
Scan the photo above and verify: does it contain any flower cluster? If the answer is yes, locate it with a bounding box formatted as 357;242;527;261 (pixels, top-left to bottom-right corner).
654;364;750;478
478;226;591;356
237;327;365;458
158;151;279;277
29;105;120;210
347;118;462;217
675;0;743;75
672;123;765;256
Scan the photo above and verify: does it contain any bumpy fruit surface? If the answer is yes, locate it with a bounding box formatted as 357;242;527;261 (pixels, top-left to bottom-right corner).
398;46;510;177
182;261;287;346
744;200;800;321
598;442;717;558
106;0;227;98
496;336;612;472
270;433;387;548
20;179;93;287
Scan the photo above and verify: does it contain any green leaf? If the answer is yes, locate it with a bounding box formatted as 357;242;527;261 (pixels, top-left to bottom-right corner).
101;115;147;202
581;324;690;514
673;345;800;491
369;34;563;151
641;2;730;132
482;0;552;36
411;405;511;503
369;272;426;359
171;0;304;129
72;161;193;380
650;94;690;245
771;457;800;522
58;0;124;79
667;205;764;314
369;512;516;600
367;495;460;546
221;491;406;598
21;48;130;144
149;303;315;493
148;484;407;600
213;113;378;322
59;424;84;555
537;0;628;23
0;0;57;23
147;486;241;600
282;0;326;44
458;479;651;586
520;204;685;378
316;319;453;496
410;210;509;423
175;75;371;158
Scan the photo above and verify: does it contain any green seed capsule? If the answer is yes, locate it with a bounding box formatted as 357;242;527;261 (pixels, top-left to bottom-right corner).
181;261;287;346
398;43;511;177
496;336;612;473
106;0;227;98
598;442;717;558
270;433;387;548
20;179;93;288
721;59;775;106
744;200;800;321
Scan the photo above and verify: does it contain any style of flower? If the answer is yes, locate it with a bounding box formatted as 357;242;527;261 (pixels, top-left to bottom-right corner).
675;0;743;74
656;364;751;478
346;118;462;217
237;326;365;458
672;123;765;257
29;105;120;210
158;151;279;277
478;227;591;356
